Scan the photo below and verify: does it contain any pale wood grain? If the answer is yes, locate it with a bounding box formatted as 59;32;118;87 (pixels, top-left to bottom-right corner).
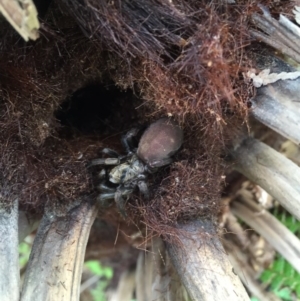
166;219;250;301
20;200;98;301
0;198;20;301
231;197;300;273
231;137;300;220
251;79;300;145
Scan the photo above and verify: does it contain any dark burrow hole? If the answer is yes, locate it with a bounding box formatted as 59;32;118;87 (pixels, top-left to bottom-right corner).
55;84;140;137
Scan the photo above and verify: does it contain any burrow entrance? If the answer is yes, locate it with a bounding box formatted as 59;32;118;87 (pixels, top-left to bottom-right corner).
54;83;142;139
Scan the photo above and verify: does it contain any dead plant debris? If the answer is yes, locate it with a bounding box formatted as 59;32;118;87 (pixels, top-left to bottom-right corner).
0;0;290;238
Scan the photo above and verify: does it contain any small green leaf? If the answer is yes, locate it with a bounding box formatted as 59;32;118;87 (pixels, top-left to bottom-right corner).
19;242;31;268
260;269;274;283
272;257;285;273
85;260;113;279
274;287;293;301
295;283;300;298
90;281;109;301
270;274;284;291
258;209;300;299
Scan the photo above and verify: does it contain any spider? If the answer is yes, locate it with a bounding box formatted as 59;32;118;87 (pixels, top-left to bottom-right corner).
89;118;183;215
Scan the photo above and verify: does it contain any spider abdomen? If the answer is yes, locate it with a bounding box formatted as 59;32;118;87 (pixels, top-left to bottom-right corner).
137;118;183;166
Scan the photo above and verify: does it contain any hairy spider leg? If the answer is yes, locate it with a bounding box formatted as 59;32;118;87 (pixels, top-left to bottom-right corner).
121;128;139;154
89;157;120;167
137;180;149;200
97;167;117;206
97;181;116;192
102;148;120;157
114;187;133;217
97;192;115;208
148;157;173;169
98;169;106;179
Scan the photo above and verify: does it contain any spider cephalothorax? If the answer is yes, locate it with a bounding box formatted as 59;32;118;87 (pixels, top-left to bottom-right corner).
90;118;183;215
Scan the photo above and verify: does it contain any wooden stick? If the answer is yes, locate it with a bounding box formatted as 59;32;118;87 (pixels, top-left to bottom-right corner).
251;78;300;145
231;137;300;220
0;0;39;41
252;13;300;55
231;197;300;274
166;219;250;301
0;198;20;301
251;10;300;63
20;200;98;301
224;242;281;301
250;29;300;63
135;238;188;301
108;270;135;301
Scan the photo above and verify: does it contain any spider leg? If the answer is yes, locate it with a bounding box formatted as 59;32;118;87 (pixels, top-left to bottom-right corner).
97;192;115;208
121;128;139;154
89;147;123;168
98;169;106;179
136;173;147;180
148;157;173;169
114;187;133;217
88;157;120;167
102;148;120;157
137;180;150;200
97;181;116;193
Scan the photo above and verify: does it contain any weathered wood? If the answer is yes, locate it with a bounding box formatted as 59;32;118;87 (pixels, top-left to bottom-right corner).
231;197;300;273
135;249;154;301
166;219;250;301
231;137;300;220
109;270;135;301
251;78;300;145
0;198;20;301
0;0;39;41
225;242;281;301
135;238;188;301
20;200;98;301
251;9;300;63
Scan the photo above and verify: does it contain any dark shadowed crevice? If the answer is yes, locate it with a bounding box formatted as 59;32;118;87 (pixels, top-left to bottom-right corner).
33;0;53;17
55;84;139;137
